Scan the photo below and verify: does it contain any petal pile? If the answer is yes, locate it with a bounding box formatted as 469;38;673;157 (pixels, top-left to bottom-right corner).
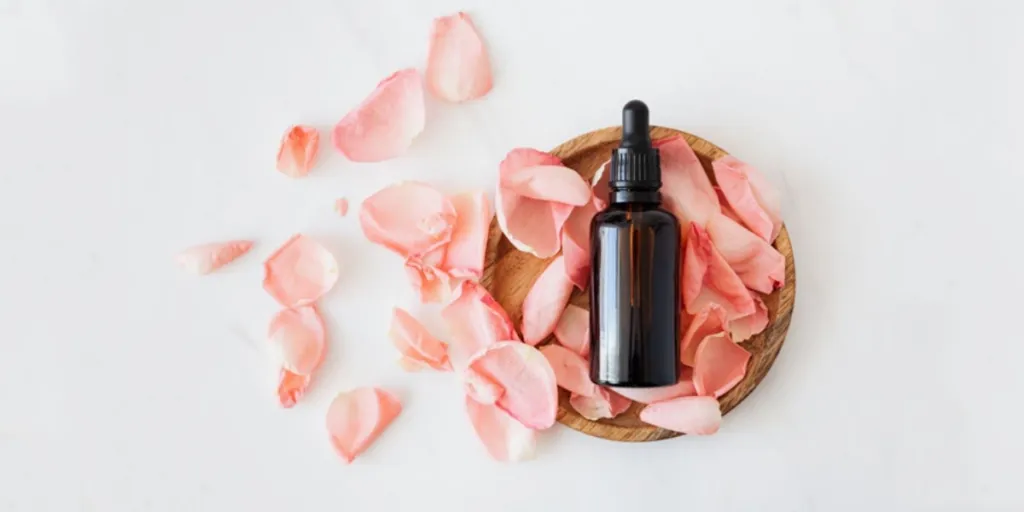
441;280;518;369
655;136;720;233
692;333;750;398
276;125;320;178
263;234;339;308
682;223;756;318
442;191;492;279
465;342;558;430
495;148;591;258
426;12;493;103
404;250;453;304
706;213;784;294
521;255;574;345
389;307;450;371
713;155;783;242
325;387;402;463
177;240;253;275
553;304;590;357
268;305;326;408
332;69;425;162
569;390;631;421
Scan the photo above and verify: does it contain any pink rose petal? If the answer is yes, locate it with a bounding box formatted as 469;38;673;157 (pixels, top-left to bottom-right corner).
553;304;590;357
360;181;457;259
263;234;339;308
706;213;784;294
176;240;253;275
693;333;750;398
332;69;425;162
639;396;722;435
268;305;326;376
521;255;574;345
325;387;402;463
464;369;504;405
404;252;454;304
540;344;602;397
728;295;769;342
425;12;493;103
495;149;591;258
713;155;782;242
612;378;697;404
441;280;519;369
569;388;632;421
442;191;492;279
682;224;755;319
465;342;558;430
680;304;728;366
465;397;536;462
276;369;311;408
276;125;320;178
715;187;745;225
561;198;601;289
334;198;349;217
654;136;720;233
389;307;451;372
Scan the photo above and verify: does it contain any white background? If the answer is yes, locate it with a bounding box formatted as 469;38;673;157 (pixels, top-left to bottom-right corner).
1;0;1022;510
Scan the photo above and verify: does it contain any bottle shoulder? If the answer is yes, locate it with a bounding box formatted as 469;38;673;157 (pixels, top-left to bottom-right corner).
592;204;680;228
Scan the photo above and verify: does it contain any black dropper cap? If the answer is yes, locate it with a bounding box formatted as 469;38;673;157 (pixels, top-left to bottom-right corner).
610;100;661;192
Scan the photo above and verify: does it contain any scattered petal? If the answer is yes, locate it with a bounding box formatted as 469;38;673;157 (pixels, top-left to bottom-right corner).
713;155;782;242
425;12;493;103
332;69;425;162
693;333;750;398
639;396;722;435
263;234;339;308
334;198;349;217
728;295;769;342
540;344;602;397
276;125;320;177
465;397;536;462
561;198;601;289
325;387;402;463
682;224;755;318
276;369;311;408
404;252;454;304
268;305;326;376
706;213;784;294
176;240;253;275
680;304;728;366
612;378;697;404
655;136;720;232
465;342;558;429
553;304;590;357
495;149;590;258
389;307;450;371
521;255;574;345
442;191;492;279
441;281;519;369
360;181;457;258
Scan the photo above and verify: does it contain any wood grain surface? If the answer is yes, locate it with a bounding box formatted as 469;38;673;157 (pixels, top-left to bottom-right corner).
480;126;796;442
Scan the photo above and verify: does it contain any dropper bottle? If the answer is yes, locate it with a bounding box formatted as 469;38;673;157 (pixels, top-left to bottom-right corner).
589;100;681;387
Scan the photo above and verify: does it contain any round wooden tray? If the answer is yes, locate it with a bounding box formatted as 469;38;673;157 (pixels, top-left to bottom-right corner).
481;126;796;442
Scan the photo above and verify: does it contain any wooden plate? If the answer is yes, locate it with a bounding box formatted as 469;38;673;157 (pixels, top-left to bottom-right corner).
480;126;796;442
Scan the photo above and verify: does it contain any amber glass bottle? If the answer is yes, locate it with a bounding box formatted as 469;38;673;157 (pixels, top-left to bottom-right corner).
589;100;681;387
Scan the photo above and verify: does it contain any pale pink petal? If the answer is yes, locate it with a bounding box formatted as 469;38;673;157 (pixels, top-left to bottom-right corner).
553;304;590;357
389;307;450;371
263;234;339;308
561;199;600;289
325;387;402;463
334;198;349;217
706;213;784;294
360;181;457;259
539;344;601;397
654;136;720;232
464;369;504;405
276;369;311;408
426;12;493;103
441;280;519;369
713;155;782;242
177;240;253;275
639;396;722;435
682;224;755;318
612;379;697;404
715;187;745;224
332;69;425;162
693;333;750;398
680;304;728;366
276;125;319;177
728;295;769;342
569;388;632;420
268;305;326;376
465;342;558;429
404;254;454;304
591;159;610;205
442;191;492;278
521;255;574;345
495;149;590;258
465;397;536;462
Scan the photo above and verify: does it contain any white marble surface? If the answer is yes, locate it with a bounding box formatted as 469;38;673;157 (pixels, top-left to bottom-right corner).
2;0;1022;510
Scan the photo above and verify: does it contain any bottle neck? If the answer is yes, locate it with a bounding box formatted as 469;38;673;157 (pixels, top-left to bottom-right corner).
610;188;661;204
